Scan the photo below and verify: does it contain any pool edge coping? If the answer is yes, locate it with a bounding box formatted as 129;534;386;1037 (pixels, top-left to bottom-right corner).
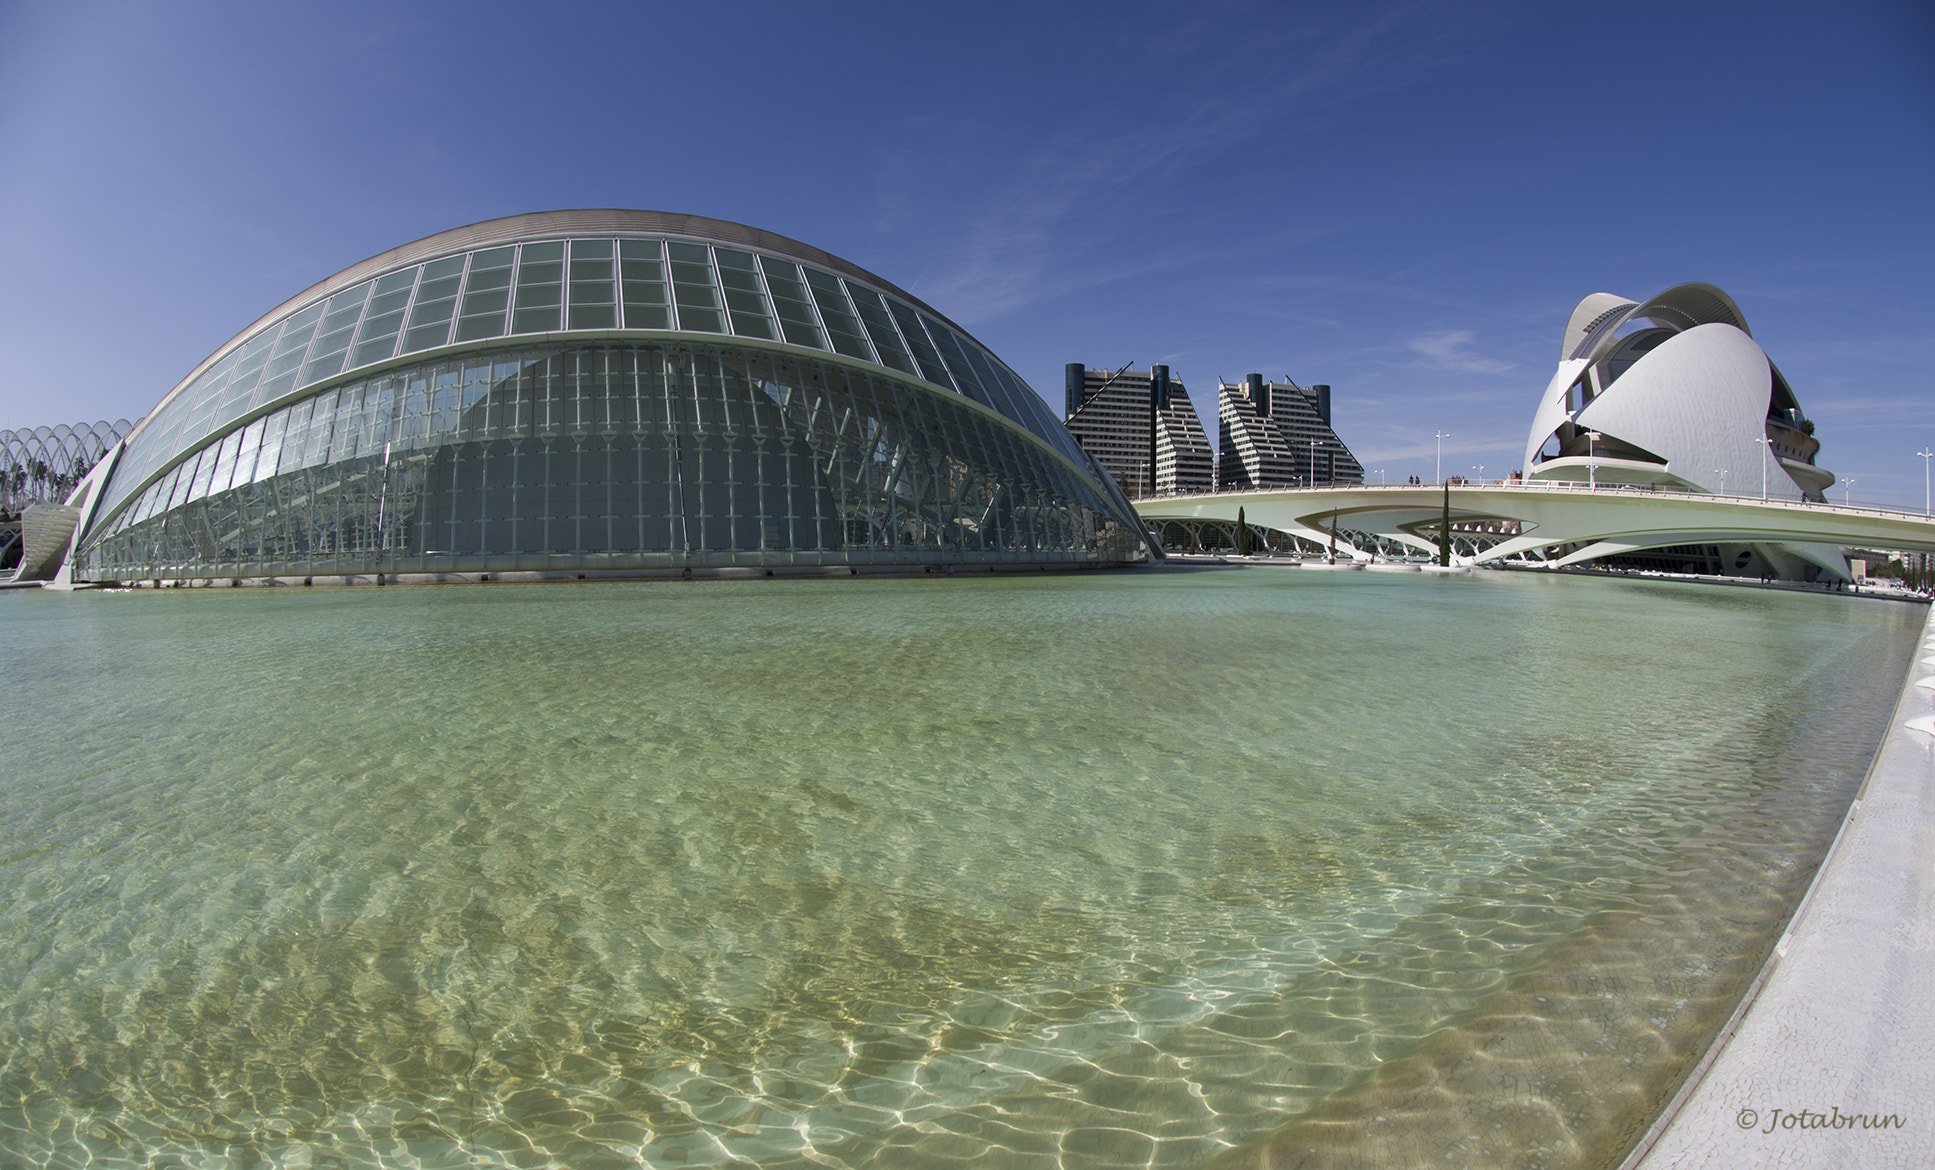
1620;601;1935;1168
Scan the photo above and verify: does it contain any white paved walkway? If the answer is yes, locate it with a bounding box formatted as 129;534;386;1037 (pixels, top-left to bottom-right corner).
1624;606;1935;1168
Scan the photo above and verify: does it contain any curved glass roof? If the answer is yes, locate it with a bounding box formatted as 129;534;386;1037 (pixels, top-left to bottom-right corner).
91;211;1109;540
2;419;133;510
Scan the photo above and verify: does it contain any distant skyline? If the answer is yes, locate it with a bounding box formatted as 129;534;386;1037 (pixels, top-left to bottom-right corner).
3;1;1931;505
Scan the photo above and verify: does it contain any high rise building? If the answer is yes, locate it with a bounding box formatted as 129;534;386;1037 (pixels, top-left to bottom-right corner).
1217;374;1364;489
1063;364;1214;497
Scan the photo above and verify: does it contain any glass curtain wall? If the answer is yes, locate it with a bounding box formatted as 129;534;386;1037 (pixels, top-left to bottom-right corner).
90;236;1115;532
79;343;1140;580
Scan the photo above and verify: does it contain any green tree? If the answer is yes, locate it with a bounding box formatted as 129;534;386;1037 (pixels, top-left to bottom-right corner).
1438;483;1452;567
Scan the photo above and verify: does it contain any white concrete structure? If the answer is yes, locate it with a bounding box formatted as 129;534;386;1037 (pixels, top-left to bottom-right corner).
1522;282;1841;577
9;502;82;583
1137;483;1935;573
1141;283;1903;581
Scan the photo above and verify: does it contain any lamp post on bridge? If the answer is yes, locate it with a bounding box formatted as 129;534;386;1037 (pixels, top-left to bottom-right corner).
1473;465;1485;486
1715;469;1728;497
1844;478;1855;507
1920;448;1933;516
1436;430;1450;484
1756;435;1774;500
1587;431;1601;490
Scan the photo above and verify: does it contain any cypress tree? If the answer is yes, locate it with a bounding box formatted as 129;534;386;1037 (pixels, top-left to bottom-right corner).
1439;482;1451;567
1236;506;1253;556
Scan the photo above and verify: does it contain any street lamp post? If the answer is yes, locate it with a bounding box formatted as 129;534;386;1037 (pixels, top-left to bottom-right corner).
1473;465;1485;485
1920;448;1934;516
1714;469;1728;496
1436;430;1450;484
1756;435;1774;500
1310;440;1319;488
1844;478;1855;507
1373;468;1386;485
1587;431;1601;490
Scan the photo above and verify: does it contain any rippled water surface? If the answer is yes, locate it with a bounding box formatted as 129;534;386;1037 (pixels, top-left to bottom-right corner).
0;569;1920;1169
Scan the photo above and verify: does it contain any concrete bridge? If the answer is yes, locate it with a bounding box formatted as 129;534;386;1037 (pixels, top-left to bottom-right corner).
1136;481;1935;577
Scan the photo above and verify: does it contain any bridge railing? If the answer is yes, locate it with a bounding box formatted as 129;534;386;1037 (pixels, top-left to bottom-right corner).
1135;481;1935;523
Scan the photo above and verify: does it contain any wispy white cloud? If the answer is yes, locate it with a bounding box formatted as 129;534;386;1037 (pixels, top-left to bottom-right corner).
891;117;1229;322
1403;330;1515;375
871;3;1493;327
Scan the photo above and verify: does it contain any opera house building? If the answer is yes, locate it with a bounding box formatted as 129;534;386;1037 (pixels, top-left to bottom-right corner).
48;211;1150;586
1523;281;1843;580
1525;282;1830;498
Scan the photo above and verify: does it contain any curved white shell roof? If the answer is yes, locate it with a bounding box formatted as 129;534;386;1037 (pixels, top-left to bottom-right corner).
1576;323;1796;498
1562;282;1752;364
1525;282;1828;502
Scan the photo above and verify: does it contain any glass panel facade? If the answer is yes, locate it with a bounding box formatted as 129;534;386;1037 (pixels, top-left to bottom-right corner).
757;256;826;350
885;298;955;390
804;268;874;362
619;239;669;330
566;239;616;330
301;282;372;385
205;332;275;431
454;246;514;342
351;268;418;366
401;256;466;354
80;341;1142;580
88;232;1119;550
714;248;776;341
925;317;1000;413
511;242;564;334
667;242;723;334
842;284;917;375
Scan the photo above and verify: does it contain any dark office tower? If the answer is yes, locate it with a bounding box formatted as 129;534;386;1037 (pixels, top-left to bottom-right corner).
1217;374;1365;490
1063;364;1214;497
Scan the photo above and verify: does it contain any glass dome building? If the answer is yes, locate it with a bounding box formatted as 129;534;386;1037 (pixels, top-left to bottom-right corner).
65;211;1150;585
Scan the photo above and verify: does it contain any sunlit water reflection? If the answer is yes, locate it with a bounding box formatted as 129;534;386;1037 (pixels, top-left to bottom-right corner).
0;569;1919;1169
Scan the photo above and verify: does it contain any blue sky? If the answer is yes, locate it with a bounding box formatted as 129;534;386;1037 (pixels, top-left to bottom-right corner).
3;0;1931;504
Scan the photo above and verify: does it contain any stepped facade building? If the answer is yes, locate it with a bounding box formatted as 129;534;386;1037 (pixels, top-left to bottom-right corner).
1062;364;1214;497
1217;375;1364;490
